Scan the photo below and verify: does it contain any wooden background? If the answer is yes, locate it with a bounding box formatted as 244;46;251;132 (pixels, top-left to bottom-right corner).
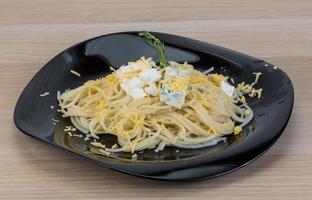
0;0;311;199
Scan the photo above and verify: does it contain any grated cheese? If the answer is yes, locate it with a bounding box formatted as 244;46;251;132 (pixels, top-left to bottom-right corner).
234;126;242;135
91;142;106;148
256;88;263;98
253;72;262;84
230;78;235;84
190;74;205;84
99;149;111;156
52;118;60;123
210;74;228;86
248;88;263;99
109;67;116;71
72;134;83;138
40;92;50;97
64;125;77;132
239;96;246;104
70;70;81;77
202;67;214;75
131;153;138;160
236;72;263;100
244;109;251;116
111;143;118;149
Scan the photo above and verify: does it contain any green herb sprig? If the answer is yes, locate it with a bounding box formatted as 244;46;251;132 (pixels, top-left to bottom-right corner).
138;31;169;68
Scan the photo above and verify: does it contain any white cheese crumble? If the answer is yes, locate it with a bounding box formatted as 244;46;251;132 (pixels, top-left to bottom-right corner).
221;81;235;97
117;58;161;99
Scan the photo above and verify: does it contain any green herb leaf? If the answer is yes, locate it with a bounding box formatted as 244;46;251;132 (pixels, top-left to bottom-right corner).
138;31;169;68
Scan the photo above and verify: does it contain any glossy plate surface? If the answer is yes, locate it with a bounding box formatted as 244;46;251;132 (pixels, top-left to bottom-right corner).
14;32;294;181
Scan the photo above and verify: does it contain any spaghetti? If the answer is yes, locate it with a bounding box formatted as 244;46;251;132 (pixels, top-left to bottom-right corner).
57;58;257;153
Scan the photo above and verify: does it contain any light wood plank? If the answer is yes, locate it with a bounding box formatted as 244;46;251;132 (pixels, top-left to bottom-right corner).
0;0;311;199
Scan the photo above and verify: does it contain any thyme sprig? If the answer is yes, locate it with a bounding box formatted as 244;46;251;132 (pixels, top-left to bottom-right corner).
138;31;169;68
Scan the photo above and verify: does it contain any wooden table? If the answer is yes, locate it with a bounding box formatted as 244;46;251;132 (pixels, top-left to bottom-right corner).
1;0;311;199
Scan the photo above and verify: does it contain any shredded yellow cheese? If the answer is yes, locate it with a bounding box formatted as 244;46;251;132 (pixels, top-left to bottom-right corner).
236;72;263;100
210;74;227;86
234;126;242;135
244;109;251;116
106;74;119;84
163;76;189;92
239;96;246;104
256;88;263;98
249;88;263;99
190;73;205;84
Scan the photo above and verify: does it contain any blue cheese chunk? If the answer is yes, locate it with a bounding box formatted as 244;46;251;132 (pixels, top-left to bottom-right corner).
160;87;186;109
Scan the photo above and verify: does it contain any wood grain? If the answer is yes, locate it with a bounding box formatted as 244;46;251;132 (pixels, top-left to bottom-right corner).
0;0;311;199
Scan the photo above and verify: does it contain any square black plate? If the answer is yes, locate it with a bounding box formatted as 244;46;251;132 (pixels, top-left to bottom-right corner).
14;32;294;181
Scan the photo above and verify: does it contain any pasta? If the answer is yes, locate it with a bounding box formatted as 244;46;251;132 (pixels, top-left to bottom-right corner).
57;57;256;153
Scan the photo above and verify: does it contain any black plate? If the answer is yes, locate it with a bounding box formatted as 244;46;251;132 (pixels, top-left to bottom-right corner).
14;32;294;181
